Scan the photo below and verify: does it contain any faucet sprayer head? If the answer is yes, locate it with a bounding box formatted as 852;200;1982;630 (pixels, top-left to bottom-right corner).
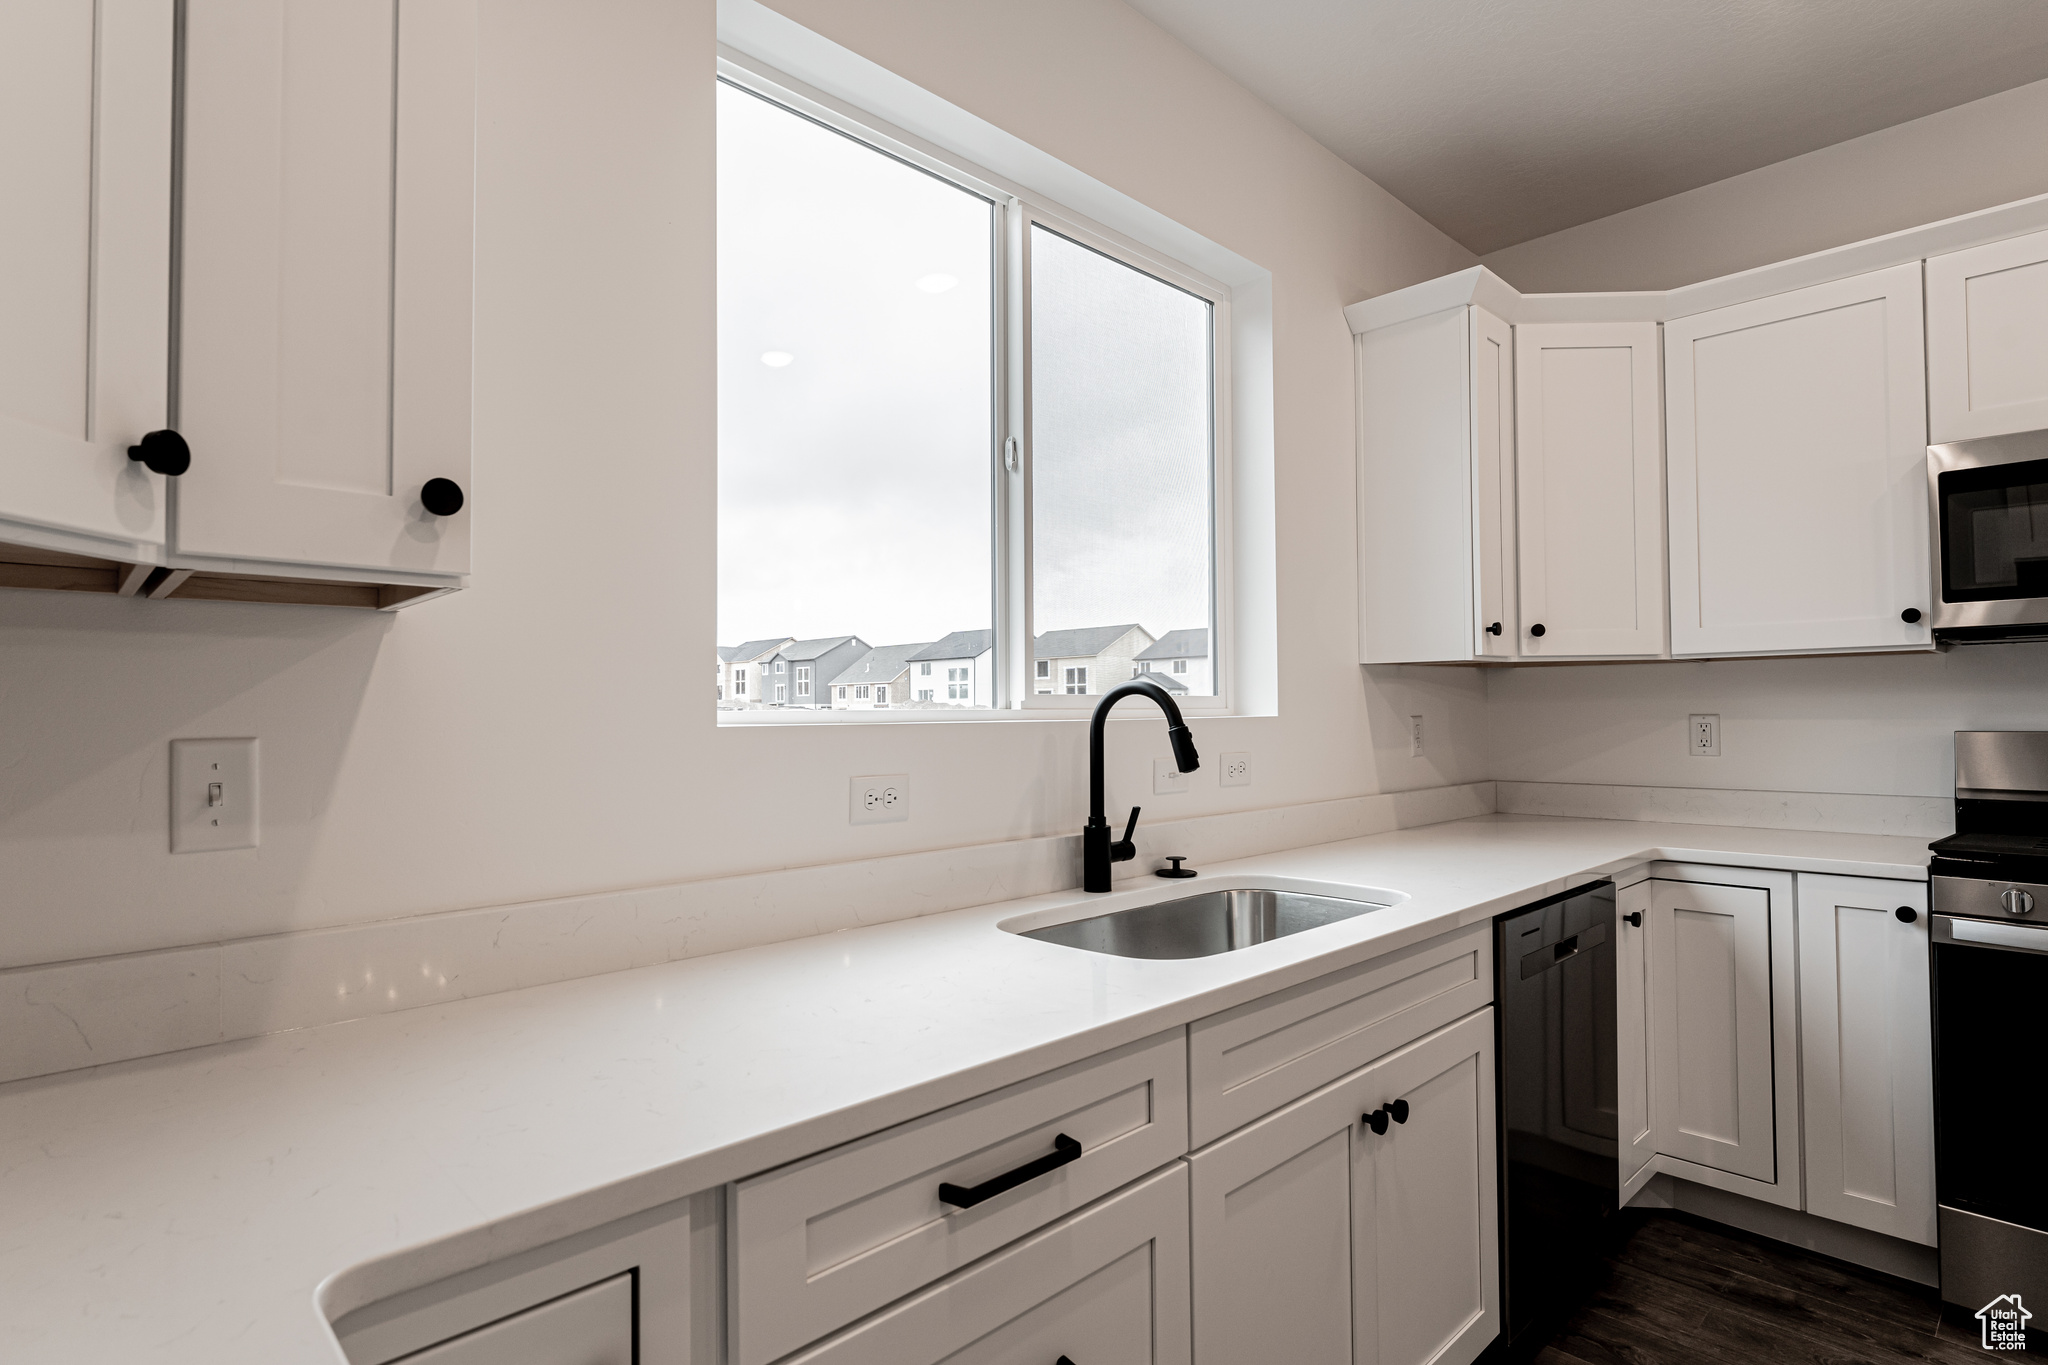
1169;723;1200;774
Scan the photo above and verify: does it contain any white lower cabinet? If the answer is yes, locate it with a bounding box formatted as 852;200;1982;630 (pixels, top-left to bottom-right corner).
1614;879;1656;1187
782;1163;1191;1365
1622;865;1801;1208
730;1031;1187;1365
1648;877;1778;1182
1187;1009;1498;1365
399;1273;633;1365
331;1193;715;1365
1796;873;1936;1246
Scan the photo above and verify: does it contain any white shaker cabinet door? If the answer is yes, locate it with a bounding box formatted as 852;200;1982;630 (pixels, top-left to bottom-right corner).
1927;227;2048;443
1664;264;1930;656
1513;321;1665;658
1614;879;1656;1189
1797;873;1936;1246
1357;304;1517;664
1189;1009;1498;1365
0;0;172;558
174;0;474;577
400;1273;633;1365
1648;879;1776;1184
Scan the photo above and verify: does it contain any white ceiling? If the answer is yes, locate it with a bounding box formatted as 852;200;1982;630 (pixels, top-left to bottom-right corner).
1124;0;2048;254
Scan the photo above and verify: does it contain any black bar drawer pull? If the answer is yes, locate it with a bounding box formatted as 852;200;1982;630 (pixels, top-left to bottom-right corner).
938;1134;1082;1208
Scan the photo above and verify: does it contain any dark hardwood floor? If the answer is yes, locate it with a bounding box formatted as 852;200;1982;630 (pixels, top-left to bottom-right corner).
1528;1212;1999;1365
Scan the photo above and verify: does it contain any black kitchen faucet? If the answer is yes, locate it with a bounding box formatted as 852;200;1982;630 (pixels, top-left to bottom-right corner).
1084;679;1200;892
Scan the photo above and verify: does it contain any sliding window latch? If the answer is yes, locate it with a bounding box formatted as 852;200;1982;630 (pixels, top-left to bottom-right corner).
1004;436;1019;473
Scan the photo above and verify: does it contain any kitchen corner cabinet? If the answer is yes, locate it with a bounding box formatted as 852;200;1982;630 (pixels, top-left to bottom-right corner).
1664;265;1931;656
1355;304;1517;664
1926;227;2048;443
1188;1009;1499;1365
1796;873;1936;1246
1614;880;1656;1187
0;0;173;572
1635;865;1801;1208
1513;321;1666;658
0;0;472;612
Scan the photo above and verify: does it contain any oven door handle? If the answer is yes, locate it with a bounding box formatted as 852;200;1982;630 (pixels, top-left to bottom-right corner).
1934;913;2048;955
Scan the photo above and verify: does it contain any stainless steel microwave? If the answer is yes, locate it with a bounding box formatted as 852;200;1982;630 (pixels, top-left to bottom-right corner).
1929;430;2048;641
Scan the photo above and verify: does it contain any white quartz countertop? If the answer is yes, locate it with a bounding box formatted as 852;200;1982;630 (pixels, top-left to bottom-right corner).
0;813;1930;1363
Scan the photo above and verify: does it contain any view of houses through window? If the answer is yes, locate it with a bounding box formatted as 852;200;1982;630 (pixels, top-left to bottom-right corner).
715;74;1218;713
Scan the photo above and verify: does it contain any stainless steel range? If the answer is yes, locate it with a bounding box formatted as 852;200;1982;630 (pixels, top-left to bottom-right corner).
1928;731;2048;1315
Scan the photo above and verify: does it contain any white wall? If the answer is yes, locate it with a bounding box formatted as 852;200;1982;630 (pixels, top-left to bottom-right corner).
1487;649;2048;803
0;0;1480;971
1481;75;2048;293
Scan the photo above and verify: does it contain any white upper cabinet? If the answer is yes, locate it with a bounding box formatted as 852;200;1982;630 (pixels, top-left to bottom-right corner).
1927;227;2048;443
1664;264;1930;656
1355;304;1517;663
0;0;173;559
1513;321;1665;657
174;0;475;578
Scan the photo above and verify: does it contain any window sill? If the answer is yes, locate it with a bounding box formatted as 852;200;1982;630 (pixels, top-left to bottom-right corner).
716;698;1235;725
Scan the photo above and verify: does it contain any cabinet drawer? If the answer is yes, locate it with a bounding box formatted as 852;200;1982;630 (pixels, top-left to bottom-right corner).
399;1273;632;1365
782;1163;1190;1365
1188;923;1491;1146
731;1030;1187;1365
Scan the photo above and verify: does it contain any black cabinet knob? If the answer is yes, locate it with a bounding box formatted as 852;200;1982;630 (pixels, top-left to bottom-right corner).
1529;623;1546;637
127;429;190;477
1901;608;1922;624
420;477;465;516
1486;622;1502;636
1363;1107;1389;1135
1388;1098;1410;1125
1624;910;1643;928
1895;906;1917;923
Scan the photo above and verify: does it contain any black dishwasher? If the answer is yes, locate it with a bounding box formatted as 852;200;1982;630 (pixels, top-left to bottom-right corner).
1487;881;1621;1362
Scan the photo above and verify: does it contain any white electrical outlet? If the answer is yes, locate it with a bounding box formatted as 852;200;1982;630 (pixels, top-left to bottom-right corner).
1153;757;1191;795
170;738;259;852
1220;751;1252;788
1409;715;1425;758
1689;714;1721;757
850;774;909;824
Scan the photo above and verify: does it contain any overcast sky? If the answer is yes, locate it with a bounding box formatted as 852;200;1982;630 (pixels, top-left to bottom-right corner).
716;84;1213;667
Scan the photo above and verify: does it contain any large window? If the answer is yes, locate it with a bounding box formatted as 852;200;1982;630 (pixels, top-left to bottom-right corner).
717;68;1225;715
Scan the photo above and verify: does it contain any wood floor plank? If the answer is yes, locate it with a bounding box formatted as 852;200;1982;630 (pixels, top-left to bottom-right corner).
1522;1212;1973;1365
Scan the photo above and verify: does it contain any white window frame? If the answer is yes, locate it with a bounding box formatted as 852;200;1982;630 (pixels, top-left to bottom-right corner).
795;665;811;697
716;55;1234;723
734;668;747;696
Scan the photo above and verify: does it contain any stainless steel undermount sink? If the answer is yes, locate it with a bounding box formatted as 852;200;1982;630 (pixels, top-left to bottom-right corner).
1018;886;1393;959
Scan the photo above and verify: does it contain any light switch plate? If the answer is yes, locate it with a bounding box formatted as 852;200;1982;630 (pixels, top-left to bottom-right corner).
171;738;259;852
1153;757;1191;795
